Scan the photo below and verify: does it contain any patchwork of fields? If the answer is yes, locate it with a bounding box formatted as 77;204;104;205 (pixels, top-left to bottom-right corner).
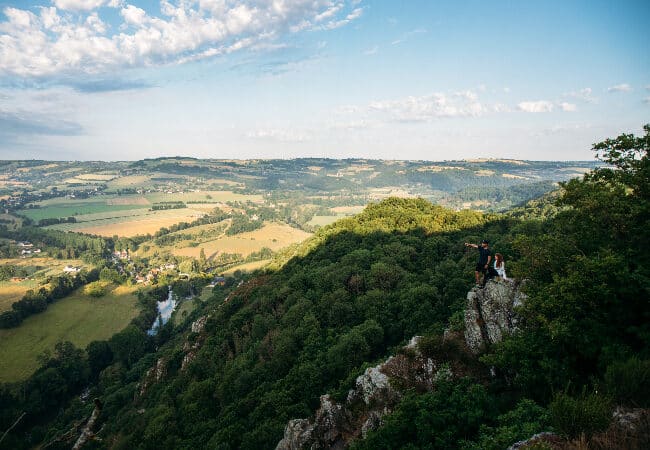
0;257;89;312
0;285;139;382
173;223;311;259
18;191;263;237
48;208;209;237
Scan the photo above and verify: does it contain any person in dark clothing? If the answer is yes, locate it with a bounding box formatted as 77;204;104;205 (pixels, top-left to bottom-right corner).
465;240;492;287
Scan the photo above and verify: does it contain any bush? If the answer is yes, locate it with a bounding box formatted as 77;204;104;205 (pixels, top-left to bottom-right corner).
463;398;549;450
549;390;612;439
84;280;110;297
604;358;650;407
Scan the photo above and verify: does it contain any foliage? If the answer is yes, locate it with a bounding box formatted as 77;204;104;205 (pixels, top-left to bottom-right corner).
351;379;495;450
462;399;550;450
548;390;612;439
603;357;650;407
83;280;111;297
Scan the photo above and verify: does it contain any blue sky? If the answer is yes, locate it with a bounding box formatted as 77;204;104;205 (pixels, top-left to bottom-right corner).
0;0;648;161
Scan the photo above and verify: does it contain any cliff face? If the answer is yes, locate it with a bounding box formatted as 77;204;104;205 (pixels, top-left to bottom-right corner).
276;337;446;450
464;280;526;354
276;280;526;450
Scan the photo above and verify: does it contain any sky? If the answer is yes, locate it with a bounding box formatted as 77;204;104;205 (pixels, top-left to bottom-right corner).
0;0;648;161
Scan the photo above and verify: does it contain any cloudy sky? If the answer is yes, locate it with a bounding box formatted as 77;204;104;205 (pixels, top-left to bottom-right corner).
0;0;648;161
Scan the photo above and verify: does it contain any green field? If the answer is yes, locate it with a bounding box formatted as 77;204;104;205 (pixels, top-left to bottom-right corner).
0;285;139;382
144;190;263;203
19;200;144;221
307;215;346;227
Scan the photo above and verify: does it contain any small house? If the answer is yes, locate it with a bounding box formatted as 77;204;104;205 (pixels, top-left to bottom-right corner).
63;265;81;274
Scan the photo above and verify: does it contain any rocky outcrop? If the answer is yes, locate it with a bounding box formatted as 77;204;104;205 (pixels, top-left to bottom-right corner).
464;280;526;354
277;282;526;449
276;337;449;450
182;315;209;370
137;357;168;398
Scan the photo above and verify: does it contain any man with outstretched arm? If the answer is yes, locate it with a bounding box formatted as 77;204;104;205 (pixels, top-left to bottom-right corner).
465;240;491;287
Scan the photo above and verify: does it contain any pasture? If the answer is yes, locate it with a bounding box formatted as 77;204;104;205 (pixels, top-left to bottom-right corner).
307;215;343;227
24;191;263;237
19;198;145;221
0;281;37;312
0;285;139;382
223;259;271;275
0;257;89;311
173;223;311;259
144;190;263;204
52;208;210;237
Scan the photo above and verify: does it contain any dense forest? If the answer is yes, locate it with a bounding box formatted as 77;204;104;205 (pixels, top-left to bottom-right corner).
0;127;648;449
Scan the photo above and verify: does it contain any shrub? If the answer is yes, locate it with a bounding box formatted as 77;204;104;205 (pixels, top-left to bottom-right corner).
604;358;650;407
84;280;110;297
549;390;612;439
463;398;550;450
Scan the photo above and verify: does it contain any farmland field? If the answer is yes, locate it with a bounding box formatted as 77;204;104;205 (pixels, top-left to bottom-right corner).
173;223;311;259
49;208;210;237
144;190;263;203
307;215;343;227
0;285;139;382
0;281;37;312
19;198;146;221
0;257;90;311
223;259;272;275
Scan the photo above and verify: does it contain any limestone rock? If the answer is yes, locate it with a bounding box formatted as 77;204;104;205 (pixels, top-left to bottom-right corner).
276;336;443;450
464;280;526;353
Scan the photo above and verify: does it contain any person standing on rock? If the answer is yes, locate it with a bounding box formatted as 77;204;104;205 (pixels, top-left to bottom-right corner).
493;253;507;280
465;240;491;287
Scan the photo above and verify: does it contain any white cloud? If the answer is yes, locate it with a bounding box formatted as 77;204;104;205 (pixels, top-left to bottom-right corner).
565;87;597;103
0;1;364;78
517;100;554;113
365;90;487;122
53;0;108;11
247;128;310;143
559;102;577;112
607;83;632;93
363;46;378;55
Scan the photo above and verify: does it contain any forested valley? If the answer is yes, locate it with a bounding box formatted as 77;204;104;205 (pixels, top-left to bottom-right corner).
0;127;648;449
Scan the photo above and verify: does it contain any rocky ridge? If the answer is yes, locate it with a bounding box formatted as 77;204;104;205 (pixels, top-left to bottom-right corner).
276;279;523;449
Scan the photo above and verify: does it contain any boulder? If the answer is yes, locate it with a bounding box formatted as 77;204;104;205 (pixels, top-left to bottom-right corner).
464;280;526;353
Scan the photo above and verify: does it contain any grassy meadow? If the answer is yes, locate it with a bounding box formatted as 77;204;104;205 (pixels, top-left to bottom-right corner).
0;285;139;382
173;223;311;259
21;191;264;237
0;257;89;312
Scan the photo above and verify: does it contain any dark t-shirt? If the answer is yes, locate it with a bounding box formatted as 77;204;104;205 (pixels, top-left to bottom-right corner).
477;246;491;265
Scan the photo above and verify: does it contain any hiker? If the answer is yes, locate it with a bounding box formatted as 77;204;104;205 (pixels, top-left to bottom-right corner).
465;240;491;287
493;252;507;280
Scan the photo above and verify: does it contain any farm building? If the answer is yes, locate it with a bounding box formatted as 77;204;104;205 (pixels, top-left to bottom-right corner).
63;265;81;274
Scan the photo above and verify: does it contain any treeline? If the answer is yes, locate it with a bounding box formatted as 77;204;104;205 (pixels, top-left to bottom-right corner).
37;216;77;226
225;213;263;235
453;180;557;210
0;269;99;328
150;201;187;211
0;226;109;263
0;264;33;281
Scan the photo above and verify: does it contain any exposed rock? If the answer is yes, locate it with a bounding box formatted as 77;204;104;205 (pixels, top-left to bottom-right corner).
191;315;207;333
137;357;167;398
507;431;560;449
276;336;443;450
182;315;209;370
464;280;526;353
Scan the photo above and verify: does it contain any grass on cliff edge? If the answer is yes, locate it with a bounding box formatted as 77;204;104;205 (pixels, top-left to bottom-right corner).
0;285;139;383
